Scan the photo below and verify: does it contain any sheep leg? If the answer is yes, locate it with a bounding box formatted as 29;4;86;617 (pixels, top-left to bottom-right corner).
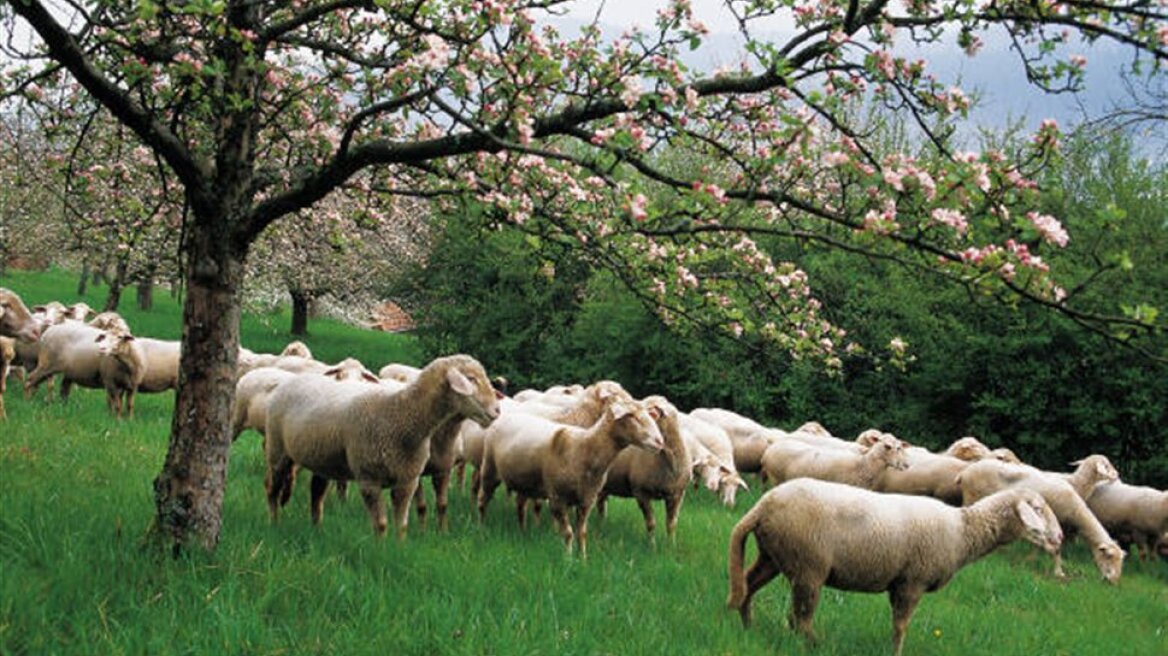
889;585;924;656
575;503;593;560
550;503;574;555
335;480;348;501
125;388;136;419
476;464;500;522
454;461;466;490
358;482;389;537
389;479;419;541
432;471;451;531
1051;548;1067;579
265;458;295;522
596;493;608;519
664;493;684;540
787;579;821;644
515;494;529;529
635;495;656;538
59;378;74;402
310;474;330;525
737;553;780;628
413;480;430;530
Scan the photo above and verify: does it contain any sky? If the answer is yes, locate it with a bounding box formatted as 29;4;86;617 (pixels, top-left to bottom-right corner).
552;0;1150;144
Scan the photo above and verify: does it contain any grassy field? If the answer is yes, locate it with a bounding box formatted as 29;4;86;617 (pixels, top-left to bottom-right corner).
1;269;1166;655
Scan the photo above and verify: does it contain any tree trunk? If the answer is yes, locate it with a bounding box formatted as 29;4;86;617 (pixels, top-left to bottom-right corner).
290;289;310;336
137;279;155;311
77;259;91;296
103;259;129;312
150;226;246;555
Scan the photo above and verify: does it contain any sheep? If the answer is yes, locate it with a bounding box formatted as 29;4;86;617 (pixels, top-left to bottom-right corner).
957;459;1125;583
596;395;693;539
476;397;666;558
877;448;971;505
726;478;1063;656
88;311;131;333
24;321;109;402
264;354;500;539
512;383;584;404
96;329;146;418
518;380;634;426
378;362;421;383
942;436;994;461
1060;454;1119;500
687;407;778;474
678;411;748;506
411;413;471;531
760;432;909;490
0;288;40;343
0;336;13;419
280;340;312;359
684;433;748;507
1086;480;1168;562
134;337;181;393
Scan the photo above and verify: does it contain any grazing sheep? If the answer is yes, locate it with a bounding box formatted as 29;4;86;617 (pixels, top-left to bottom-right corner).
688;407;777;474
96;330;146;418
477;397;666;557
679;411;748;506
990;447;1023;464
597;395;693;539
958;459;1125;583
1086;480;1168;562
521;380;634;426
512;383;585;404
264;354;500;539
726;478;1062;656
684;433;748;507
760;433;909;490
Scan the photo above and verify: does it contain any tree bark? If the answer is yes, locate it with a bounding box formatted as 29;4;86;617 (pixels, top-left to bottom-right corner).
290;288;310;336
77;259;91;296
150;225;245;554
137;279;155;311
103;259;128;312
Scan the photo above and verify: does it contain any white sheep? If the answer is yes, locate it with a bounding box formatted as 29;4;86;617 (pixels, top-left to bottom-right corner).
597;395;693;539
678;411;748;506
957;459;1125;583
942;436;994;461
24;321;109;402
0;288;41;343
877;448;971;505
88;311;131;333
688;407;778;474
1059;454;1119;499
726;478;1062;656
476;396;665;557
280;340;312;359
760;432;909;490
378;362;421;383
0;336;14;420
1086;480;1168;562
96;329;146;418
264;354;500;539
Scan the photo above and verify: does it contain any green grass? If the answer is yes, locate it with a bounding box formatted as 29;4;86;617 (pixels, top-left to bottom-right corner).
2;269;1167;655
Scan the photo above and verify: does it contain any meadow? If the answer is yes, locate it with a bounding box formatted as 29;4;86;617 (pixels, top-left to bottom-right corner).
1;269;1165;655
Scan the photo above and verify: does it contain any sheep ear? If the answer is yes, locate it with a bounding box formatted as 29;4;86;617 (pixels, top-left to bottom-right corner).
646;404;662;420
609;402;631;420
361;372;380;384
1015;501;1047;534
1069;459;1083;467
323;367;341;379
446;368;475;396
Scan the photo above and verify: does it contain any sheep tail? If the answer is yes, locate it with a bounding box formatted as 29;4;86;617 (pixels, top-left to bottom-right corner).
726;503;761;610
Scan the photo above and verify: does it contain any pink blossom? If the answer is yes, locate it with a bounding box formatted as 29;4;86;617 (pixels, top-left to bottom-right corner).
684;86;699;111
823;151;850;168
930;208;968;234
1069;54;1087;68
963;35;984;56
620;76;643;108
1026;212;1070;247
628;193;649;221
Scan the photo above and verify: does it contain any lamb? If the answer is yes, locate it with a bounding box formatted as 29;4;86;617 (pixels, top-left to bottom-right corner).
726;478;1062;656
1086;480;1168;562
957;459;1125;583
476;396;666;557
264;354;500;539
596;395;693;539
760;432;909;490
96;329;146;418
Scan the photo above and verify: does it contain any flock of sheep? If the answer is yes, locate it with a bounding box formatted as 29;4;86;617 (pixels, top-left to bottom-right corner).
2;286;1166;654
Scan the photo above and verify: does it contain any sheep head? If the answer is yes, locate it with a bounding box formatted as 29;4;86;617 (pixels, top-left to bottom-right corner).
0;288;40;342
1012;490;1063;554
947;436;993;461
1093;541;1126;585
441;356;501;428
863;434;910;471
1070;455;1119;486
608;400;665;452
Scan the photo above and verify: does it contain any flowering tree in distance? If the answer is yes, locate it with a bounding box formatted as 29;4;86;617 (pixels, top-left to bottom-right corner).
1;0;1162;553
